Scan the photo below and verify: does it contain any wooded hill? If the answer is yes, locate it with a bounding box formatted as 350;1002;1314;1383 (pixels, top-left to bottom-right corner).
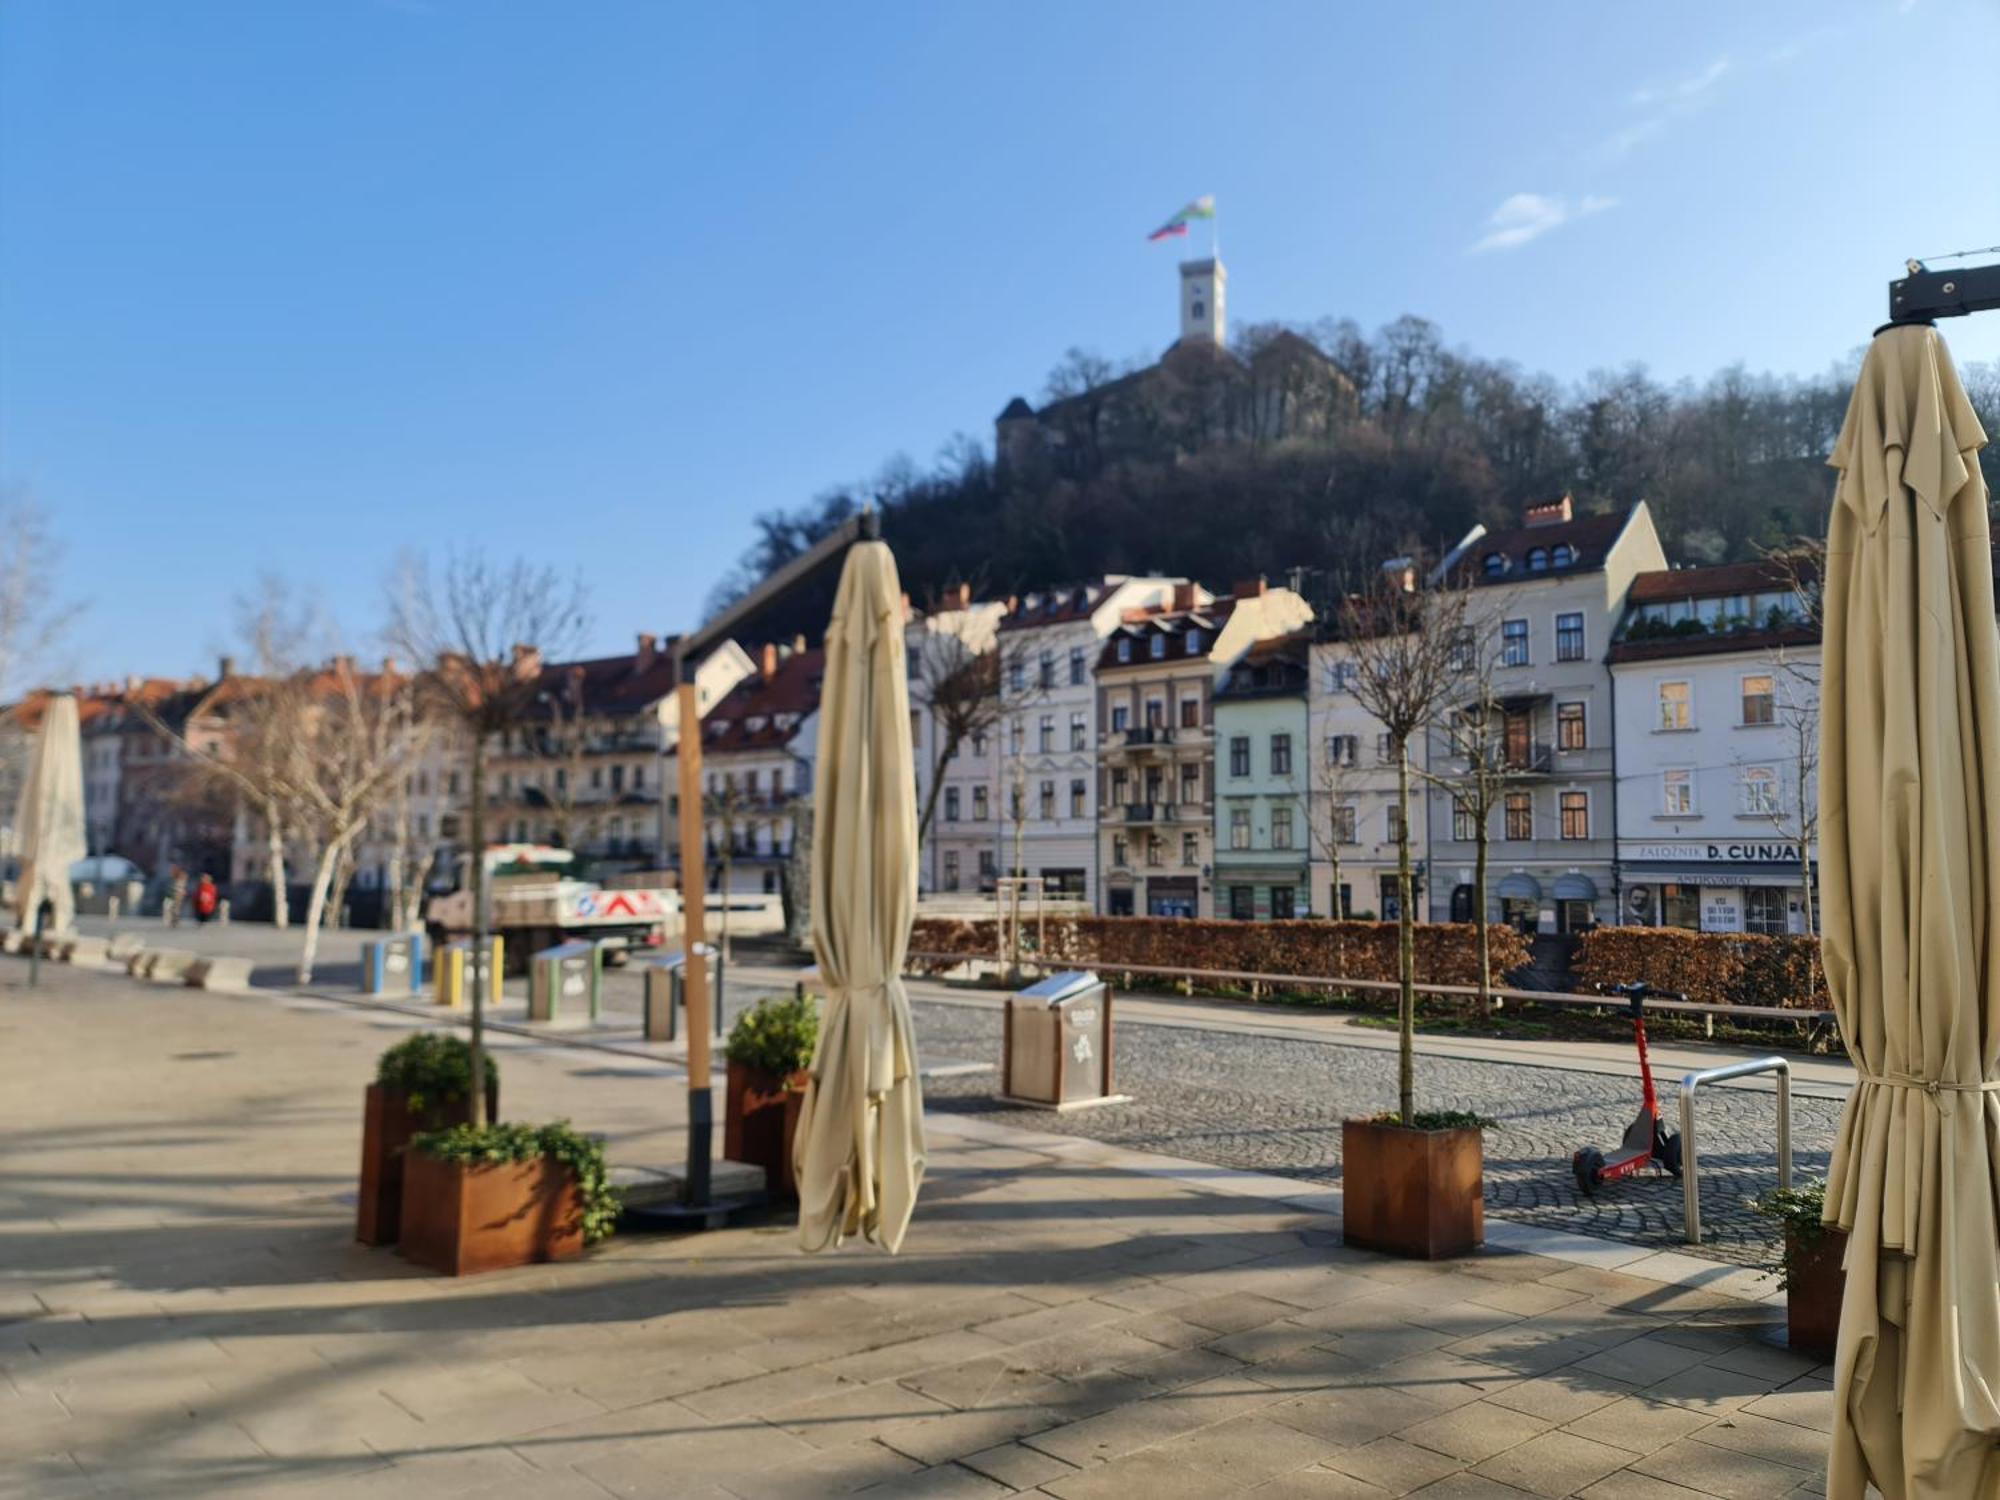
714;314;2000;614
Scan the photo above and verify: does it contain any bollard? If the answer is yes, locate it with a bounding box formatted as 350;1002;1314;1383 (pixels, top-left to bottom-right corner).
108;895;120;920
218;899;231;927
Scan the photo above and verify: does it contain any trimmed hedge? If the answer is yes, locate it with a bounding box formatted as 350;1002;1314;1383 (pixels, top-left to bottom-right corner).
909;916;1532;992
1571;927;1827;1011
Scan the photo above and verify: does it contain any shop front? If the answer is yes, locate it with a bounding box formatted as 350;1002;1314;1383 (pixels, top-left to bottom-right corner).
1619;841;1813;935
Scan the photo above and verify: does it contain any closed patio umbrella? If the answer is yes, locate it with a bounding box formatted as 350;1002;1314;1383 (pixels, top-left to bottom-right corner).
1821;323;2000;1498
793;536;926;1252
14;694;86;935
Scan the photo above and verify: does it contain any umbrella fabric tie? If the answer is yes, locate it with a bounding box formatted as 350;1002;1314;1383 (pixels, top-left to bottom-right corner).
1857;1071;2000;1109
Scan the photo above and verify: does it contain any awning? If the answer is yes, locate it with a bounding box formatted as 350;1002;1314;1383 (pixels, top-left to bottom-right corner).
1553;874;1597;901
1497;873;1541;901
1621;861;1809;886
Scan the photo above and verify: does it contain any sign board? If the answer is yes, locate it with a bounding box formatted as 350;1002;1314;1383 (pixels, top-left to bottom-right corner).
568;889;671;923
1625;840;1802;863
1701;889;1744;933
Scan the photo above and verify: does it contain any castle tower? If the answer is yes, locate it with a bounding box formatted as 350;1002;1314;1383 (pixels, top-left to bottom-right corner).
1179;256;1226;346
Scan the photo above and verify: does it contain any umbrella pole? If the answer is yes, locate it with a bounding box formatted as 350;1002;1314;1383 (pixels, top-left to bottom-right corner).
674;674;713;1209
27;896;43;988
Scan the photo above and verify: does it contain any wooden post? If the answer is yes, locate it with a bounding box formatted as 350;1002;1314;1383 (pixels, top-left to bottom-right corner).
675;673;714;1206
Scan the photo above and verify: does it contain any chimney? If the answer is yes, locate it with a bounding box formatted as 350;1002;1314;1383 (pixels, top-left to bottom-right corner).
636;632;657;673
332;653;356;678
510;643;542;680
381;655;399;676
217;655;236;680
1172;582;1200;611
761;642;779;680
1524;496;1573;529
956;582;972;609
1231;576;1268;601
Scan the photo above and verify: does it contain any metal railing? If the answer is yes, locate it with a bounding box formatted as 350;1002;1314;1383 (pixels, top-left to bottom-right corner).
1678;1055;1791;1245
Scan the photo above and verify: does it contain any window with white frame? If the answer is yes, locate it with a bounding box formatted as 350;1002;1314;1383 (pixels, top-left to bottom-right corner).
1658;681;1692;731
1112;834;1128;867
1271;806;1294;850
1559;790;1588;840
1555;612;1586;661
1038;714;1054;751
944;787;960;821
1111;703;1129;732
1181;831;1200;865
1557;701;1586;751
1327;734;1359;767
1504;792;1532;840
1331;803;1357;843
972;786;988;820
1069;646;1086;685
1230;807;1252;850
1069;711;1087;750
1501;619;1531;667
1386;804;1405;842
1741;674;1775;726
1740;765;1780;816
1452;799;1477;841
1271;733;1292;776
1039;780;1055;819
1326;660;1359;694
1070;778;1086;818
1663;768;1694;816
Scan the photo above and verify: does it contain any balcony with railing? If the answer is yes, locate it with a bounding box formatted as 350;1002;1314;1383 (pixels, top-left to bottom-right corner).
1501;742;1556;774
1122;801;1191;824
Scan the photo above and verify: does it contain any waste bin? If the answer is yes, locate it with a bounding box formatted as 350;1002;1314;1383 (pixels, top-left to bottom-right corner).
361;932;426;996
530;940;601;1022
435;936;504;1009
1000;970;1124;1109
643;944;724;1042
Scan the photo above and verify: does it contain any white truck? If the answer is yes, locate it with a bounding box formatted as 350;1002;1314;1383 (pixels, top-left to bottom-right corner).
423;845;676;971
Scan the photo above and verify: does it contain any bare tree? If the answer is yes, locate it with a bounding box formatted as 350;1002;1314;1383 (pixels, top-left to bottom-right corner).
287;661;435;983
908;596;1020;842
1415;613;1506;1014
1308;716;1362;920
703;775;747;960
532;665;591;850
1339;571;1472;1122
385;552;588;1128
0;490;80;706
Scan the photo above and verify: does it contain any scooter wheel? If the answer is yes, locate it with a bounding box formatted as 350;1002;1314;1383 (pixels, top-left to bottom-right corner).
1573;1147;1605;1196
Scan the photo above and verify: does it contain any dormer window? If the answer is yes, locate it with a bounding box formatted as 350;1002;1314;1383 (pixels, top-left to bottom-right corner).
1527;547;1549;572
1483;553;1506;578
1552;543;1575;568
1186;630;1203;654
1117;639;1132;663
1149;634;1167;660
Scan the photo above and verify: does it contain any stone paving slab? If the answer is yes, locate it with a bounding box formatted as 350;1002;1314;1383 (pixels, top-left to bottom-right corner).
0;964;1834;1497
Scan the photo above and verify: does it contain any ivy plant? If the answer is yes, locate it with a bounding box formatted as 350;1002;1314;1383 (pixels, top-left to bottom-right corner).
1751;1176;1831;1292
725;993;820;1079
1369;1109;1497;1132
411;1119;620;1245
376;1032;498;1114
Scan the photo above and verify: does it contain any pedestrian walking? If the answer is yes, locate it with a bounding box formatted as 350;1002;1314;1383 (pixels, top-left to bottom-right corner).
164;864;187;927
192;873;219;924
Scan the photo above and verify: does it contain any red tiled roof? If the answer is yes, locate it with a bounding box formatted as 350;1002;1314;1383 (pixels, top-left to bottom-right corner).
1455;507;1633;587
1626;558;1813;604
695;648;824;755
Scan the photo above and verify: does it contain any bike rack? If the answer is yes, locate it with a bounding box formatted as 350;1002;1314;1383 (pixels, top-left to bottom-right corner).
1679;1056;1792;1245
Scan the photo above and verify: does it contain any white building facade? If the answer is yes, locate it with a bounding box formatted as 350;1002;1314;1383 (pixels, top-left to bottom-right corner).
1609;561;1819;935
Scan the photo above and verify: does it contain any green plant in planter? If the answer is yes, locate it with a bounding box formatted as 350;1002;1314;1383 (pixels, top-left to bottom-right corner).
411;1119;620;1245
726;993;820;1079
1369;1110;1496;1132
376;1032;499;1114
1751;1176;1830;1291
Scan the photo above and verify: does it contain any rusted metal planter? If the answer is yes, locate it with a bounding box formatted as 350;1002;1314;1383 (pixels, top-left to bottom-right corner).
1786;1224;1846;1361
1341;1118;1485;1260
397;1150;584;1276
724;1060;806;1202
355;1080;496;1246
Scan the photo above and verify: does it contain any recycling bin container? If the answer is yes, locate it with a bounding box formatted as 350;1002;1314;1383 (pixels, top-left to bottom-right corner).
361;932;426;996
643;944;725;1042
1000;970;1124;1109
435;936;504;1009
530;940;602;1021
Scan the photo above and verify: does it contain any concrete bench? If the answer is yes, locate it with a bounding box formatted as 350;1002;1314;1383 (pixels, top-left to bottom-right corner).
106;933;143;961
0;930;25;955
186;955;254;993
64;935;112;970
138;949;197;984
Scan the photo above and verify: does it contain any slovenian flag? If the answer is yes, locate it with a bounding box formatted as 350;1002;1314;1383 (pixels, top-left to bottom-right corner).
1147;195;1216;242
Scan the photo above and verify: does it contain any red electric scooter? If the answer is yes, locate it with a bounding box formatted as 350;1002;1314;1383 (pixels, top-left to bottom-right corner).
1571;981;1684;1195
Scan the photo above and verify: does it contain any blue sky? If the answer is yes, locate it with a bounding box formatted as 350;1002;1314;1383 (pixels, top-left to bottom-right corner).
5;0;1998;684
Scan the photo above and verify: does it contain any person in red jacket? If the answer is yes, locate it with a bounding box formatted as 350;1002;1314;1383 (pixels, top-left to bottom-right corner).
192;873;219;924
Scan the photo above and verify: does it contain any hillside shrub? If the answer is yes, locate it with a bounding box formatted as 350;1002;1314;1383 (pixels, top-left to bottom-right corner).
1571;927;1827;1010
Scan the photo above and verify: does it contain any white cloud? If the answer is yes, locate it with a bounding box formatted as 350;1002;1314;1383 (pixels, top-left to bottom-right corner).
1630;56;1730;108
1469;193;1615;255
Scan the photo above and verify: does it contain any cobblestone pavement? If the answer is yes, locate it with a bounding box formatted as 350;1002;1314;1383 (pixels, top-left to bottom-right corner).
912;1002;1838;1270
